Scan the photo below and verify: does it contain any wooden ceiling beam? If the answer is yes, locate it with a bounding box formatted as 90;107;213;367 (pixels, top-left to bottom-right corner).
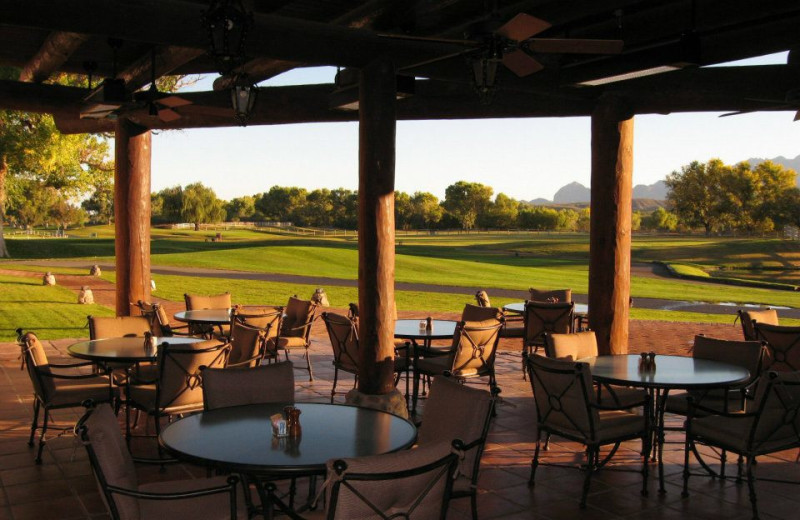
0;0;464;70
18;31;89;83
213;0;396;90
118;46;205;92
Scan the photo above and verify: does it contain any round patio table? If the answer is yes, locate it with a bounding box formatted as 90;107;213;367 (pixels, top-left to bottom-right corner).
159;402;417;515
173;309;232;337
394;319;458;415
502;301;588;315
67;336;205;364
173;308;232;325
580;354;750;493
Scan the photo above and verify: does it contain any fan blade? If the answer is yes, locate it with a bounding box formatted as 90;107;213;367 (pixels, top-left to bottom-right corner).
526;38;624;54
378;33;478;47
158;95;193;108
502;49;543;77
496;13;551;41
157;108;181;122
719;110;751;118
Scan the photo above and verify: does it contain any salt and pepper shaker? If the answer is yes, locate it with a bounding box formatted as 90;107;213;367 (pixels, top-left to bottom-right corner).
638;351;657;372
143;331;157;354
425;316;432;332
284;406;302;437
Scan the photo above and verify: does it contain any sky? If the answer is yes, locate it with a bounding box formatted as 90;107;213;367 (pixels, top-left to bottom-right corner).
149;52;800;202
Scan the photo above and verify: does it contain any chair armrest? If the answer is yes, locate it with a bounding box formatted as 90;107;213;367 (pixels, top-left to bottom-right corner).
49;360;95;369
225;355;261;368
38;369;110;381
105;475;238;500
591;395;649;411
686;398;757;419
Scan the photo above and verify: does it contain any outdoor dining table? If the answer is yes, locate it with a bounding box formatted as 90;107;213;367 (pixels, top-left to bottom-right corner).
580;354;750;493
394;319;458;414
67;336;206;365
173;308;232;337
159;402;417;517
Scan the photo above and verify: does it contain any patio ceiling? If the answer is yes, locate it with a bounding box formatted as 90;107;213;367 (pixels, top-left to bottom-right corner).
0;0;799;133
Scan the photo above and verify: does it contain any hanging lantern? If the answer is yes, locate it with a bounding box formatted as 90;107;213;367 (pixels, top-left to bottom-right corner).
231;74;258;125
203;0;252;74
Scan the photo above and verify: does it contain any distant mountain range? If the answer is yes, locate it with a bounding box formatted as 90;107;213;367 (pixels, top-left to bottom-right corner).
531;154;800;205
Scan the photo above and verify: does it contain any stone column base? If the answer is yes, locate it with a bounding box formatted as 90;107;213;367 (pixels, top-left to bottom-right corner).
345;388;409;419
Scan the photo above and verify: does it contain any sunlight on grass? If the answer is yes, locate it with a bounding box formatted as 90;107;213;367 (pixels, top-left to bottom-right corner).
0;274;114;341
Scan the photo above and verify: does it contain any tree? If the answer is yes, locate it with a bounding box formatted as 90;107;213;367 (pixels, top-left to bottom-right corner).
301;188;334;227
225;195;256;222
631;211;642;231
329;188;358;229
483;193;519;228
576;208;591;232
256;186;307;223
643;207;678;231
82;180;114;224
410;192;442;229
557;208;579;231
181;182;225;230
49;198;87;230
442;181;493;230
518;206;559;230
0;70;111;256
666;159;729;234
152;185;183;223
394;191;413;230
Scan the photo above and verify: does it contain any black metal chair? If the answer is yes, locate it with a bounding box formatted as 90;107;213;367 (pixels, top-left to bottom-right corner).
17;329;117;464
682;371;800;520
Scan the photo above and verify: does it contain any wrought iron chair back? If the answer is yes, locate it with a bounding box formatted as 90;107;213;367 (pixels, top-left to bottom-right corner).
753;322;800;372
737;308;778;341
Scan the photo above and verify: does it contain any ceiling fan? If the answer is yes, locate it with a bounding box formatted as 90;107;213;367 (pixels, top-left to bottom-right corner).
385;12;624;79
81;46;228;122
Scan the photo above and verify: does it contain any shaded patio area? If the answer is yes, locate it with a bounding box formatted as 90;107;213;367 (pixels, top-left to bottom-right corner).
1;313;797;520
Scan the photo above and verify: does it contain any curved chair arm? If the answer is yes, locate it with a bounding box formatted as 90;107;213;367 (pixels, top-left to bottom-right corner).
104;474;238;502
591;394;650;412
225;354;263;369
38;369;111;381
47;359;96;369
686;397;758;419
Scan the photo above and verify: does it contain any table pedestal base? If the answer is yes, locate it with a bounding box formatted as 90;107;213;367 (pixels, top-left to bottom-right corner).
346;388;409;419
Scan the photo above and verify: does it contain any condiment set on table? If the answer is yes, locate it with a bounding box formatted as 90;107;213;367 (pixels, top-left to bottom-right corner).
638;351;657;373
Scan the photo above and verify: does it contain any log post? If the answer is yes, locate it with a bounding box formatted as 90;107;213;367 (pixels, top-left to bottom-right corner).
588;96;633;355
357;58;397;395
114;119;151;316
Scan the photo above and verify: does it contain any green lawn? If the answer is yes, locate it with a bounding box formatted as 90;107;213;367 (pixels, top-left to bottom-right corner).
3;228;800;337
0;273;115;341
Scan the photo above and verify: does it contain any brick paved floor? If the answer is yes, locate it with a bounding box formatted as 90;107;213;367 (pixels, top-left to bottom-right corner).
1;311;797;519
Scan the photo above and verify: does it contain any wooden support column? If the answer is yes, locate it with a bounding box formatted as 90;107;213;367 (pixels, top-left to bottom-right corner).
357;58;397;395
588;96;633;355
114;119;151;316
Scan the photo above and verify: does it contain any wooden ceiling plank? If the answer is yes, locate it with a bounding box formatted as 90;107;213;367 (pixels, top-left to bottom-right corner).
18;31;88;83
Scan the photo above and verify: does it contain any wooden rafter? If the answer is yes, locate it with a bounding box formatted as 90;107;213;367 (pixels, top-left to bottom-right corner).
118;46;205;92
18;31;88;83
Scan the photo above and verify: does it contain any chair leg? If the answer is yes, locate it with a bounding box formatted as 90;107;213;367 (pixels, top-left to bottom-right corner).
470;493;478;520
521;345;528;381
528;439;541;486
331;367;339;404
543;433;551;451
28;400;40;447
682;438;692;498
580;446;597;509
35;409;49;464
305;347;314;381
641;436;649;497
746;456;759;520
412;370;421;415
